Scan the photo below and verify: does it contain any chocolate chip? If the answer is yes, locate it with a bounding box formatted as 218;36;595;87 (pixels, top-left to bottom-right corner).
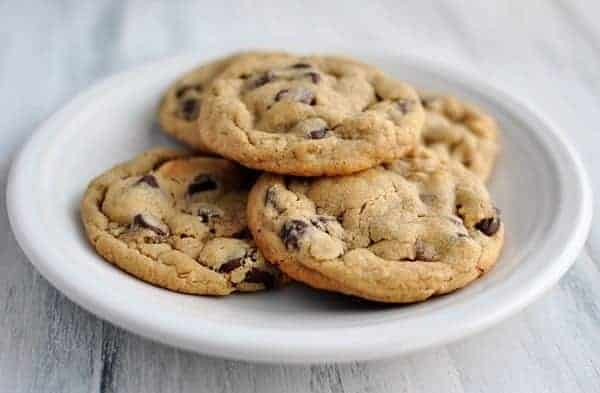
290;63;311;69
475;216;501;236
274;87;315;105
136;175;159;188
197;207;221;223
280;219;309;250
308;127;329;139
132;214;167;236
251;71;275;88
375;93;383;102
188;175;217;195
180;99;200;120
304;71;320;84
396;99;415;114
244;268;275;289
218;257;243;273
198;212;210;223
265;186;285;213
455;204;464;218
247;248;258;261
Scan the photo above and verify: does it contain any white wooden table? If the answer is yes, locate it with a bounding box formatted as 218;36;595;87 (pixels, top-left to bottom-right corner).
1;1;599;392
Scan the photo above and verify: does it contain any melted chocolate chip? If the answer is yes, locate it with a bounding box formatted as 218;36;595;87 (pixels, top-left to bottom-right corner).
218;257;243;273
251;71;275;88
188;175;218;195
304;71;320;84
375;93;383;102
132;214;167;236
136;175;159;188
308;128;329;139
244;268;275;289
180;99;200;120
290;63;311;69
475;216;501;236
280;220;309;250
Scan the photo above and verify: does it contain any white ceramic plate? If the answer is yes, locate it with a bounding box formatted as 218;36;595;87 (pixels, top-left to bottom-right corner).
7;50;592;364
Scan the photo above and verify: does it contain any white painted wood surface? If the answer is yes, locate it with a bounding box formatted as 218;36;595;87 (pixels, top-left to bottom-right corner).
1;1;599;392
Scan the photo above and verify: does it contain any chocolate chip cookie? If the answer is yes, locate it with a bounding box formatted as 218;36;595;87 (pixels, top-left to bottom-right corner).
247;149;504;303
158;51;286;151
421;93;499;181
158;53;245;151
198;52;425;176
81;148;285;295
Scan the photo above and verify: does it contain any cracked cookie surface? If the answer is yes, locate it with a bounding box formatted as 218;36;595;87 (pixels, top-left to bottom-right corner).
80;148;285;295
198;52;425;176
248;149;504;303
420;93;499;181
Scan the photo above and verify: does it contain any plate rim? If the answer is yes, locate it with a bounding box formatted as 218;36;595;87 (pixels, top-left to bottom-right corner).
6;52;593;363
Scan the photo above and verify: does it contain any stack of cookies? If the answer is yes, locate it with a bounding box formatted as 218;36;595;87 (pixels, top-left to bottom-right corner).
81;51;503;303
